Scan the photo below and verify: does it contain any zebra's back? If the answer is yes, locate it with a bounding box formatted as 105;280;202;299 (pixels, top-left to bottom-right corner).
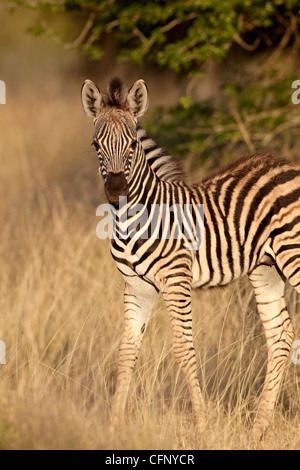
191;153;300;289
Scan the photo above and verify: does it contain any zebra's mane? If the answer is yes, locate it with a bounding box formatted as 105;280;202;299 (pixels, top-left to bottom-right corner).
137;125;185;183
103;77;128;108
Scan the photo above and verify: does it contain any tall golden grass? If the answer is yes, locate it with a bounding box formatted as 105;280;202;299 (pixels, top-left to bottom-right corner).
0;82;299;450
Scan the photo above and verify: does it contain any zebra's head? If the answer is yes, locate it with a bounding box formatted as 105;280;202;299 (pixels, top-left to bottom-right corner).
81;77;148;203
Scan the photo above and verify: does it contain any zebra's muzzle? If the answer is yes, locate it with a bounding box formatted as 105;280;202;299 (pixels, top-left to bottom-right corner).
104;171;129;203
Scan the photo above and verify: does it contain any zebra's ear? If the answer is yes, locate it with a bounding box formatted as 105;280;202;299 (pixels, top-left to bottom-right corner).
127;79;148;118
81;80;102;118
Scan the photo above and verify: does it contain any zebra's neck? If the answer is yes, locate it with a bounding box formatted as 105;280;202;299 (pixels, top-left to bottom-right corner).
117;124;186;211
136;124;184;183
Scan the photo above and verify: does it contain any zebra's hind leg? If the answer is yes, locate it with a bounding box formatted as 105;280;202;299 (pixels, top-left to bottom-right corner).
249;260;295;440
162;276;205;426
111;279;158;426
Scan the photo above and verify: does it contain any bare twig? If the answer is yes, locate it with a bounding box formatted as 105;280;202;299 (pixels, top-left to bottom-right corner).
237;13;256;32
246;107;291;123
230;106;255;152
140;12;198;56
105;19;119;32
233;33;261;51
41;12;96;50
161;13;198;34
186;75;200;99
274;11;290;28
261;116;300;146
176;124;239;135
264;18;293;65
176;107;294;139
132;27;148;44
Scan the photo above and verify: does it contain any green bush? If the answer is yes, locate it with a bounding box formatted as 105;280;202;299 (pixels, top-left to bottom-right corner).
11;0;300;75
144;75;300;170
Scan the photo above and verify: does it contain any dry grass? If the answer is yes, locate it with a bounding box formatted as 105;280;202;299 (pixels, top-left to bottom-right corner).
0;81;299;450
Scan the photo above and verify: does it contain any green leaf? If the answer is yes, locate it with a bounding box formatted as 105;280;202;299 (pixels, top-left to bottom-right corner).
26;24;45;37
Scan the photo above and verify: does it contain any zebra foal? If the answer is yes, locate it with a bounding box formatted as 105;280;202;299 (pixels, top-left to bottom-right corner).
81;77;299;439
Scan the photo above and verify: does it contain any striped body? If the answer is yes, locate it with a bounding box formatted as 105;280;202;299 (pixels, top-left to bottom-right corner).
192;153;300;289
113;128;300;291
81;77;299;440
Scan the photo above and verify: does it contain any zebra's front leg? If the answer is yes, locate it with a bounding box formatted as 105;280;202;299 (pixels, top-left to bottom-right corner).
162;276;205;425
249;262;295;440
111;279;158;425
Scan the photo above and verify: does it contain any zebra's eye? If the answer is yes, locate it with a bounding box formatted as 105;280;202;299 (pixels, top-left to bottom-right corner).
92;140;100;151
131;140;137;151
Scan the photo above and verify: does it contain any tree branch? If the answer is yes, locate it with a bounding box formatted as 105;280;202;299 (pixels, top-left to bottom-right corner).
139;12;198;56
233;33;261;51
230;105;255;152
41;12;96;50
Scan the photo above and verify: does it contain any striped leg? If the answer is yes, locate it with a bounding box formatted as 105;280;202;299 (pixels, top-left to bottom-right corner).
271;235;300;293
249;261;294;439
111;279;158;424
162;277;205;425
